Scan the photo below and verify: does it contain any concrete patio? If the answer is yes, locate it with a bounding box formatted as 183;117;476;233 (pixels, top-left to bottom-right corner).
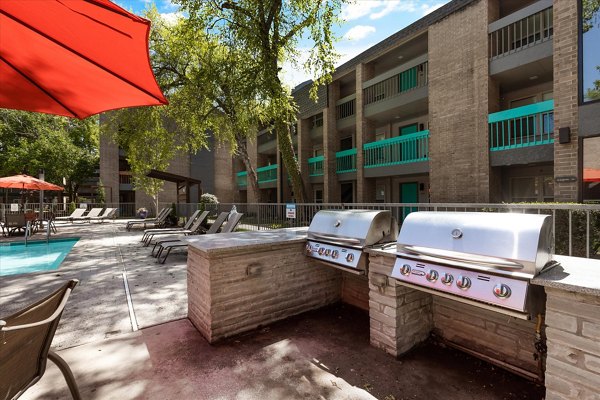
0;222;544;399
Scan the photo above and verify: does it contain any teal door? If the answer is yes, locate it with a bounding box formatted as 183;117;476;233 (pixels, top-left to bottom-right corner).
400;182;419;221
398;124;419;162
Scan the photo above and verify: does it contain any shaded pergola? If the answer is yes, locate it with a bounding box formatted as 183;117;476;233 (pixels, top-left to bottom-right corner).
146;169;202;203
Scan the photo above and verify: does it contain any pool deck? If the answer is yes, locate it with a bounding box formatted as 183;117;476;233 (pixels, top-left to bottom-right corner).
0;221;544;400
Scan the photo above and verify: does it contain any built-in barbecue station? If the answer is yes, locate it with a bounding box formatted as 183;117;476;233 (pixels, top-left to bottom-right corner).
391;211;554;319
305;209;398;274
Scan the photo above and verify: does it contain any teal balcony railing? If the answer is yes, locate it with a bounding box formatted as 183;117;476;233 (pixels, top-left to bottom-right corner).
257;164;278;184
236;171;247;187
308;156;325;176
336;149;357;173
363;130;429;168
363;61;428;106
488;100;554;151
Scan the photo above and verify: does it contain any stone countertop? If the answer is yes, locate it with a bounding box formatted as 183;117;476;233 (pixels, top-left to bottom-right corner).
532;255;600;296
185;227;308;255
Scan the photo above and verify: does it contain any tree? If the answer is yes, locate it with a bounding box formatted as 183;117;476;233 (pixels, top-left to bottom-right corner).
178;0;345;202
0;109;98;202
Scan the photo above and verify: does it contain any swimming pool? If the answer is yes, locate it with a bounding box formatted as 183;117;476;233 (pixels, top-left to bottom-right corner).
0;238;79;276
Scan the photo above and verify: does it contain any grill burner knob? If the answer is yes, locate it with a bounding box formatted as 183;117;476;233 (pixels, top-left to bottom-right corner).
305;244;312;254
400;264;411;276
456;276;471;290
426;270;439;282
325;249;331;256
318;248;325;256
331;250;339;259
346;253;354;262
441;273;453;286
493;284;511;299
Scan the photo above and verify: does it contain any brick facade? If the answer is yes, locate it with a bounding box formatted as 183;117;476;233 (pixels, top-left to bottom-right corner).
553;0;580;202
428;0;492;203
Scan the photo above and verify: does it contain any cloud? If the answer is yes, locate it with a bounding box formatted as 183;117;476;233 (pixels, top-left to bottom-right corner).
160;12;182;25
371;1;417;19
341;1;383;21
341;1;420;21
421;2;446;15
344;25;376;41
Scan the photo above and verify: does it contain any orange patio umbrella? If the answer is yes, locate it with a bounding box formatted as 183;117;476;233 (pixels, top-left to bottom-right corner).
0;0;167;119
0;174;64;191
583;168;600;183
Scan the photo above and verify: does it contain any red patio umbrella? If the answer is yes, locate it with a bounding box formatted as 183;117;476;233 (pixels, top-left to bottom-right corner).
0;0;168;119
0;174;64;191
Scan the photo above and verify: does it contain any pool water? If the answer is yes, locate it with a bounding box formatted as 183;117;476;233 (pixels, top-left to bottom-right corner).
0;238;79;276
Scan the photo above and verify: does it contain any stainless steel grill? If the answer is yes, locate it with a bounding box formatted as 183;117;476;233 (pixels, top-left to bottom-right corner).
305;209;398;274
391;212;554;319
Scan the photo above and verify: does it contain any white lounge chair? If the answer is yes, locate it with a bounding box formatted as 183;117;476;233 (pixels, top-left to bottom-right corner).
72;208;103;223
126;207;169;231
55;208;86;223
89;208;117;223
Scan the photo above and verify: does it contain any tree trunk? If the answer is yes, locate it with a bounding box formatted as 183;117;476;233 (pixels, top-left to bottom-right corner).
276;121;306;203
236;138;261;202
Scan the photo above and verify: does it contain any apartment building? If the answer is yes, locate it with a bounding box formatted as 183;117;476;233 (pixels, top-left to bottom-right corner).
232;0;600;205
101;0;600;207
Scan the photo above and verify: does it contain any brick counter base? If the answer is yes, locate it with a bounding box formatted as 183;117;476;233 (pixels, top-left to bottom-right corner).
187;242;342;343
544;288;600;399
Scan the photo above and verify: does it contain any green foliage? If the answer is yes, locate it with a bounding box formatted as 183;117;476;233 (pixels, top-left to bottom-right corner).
0;109;99;200
200;193;219;204
68;202;76;214
96;179;106;205
582;0;600;33
176;0;347;202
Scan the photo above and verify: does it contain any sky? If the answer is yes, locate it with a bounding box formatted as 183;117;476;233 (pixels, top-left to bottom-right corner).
115;0;450;87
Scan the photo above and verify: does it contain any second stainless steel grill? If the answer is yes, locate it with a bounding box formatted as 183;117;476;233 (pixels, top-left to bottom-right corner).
390;212;554;319
305;209;398;274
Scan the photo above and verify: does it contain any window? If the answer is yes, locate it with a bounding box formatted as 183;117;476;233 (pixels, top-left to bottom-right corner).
314;188;323;204
582;1;600;103
583;136;600;202
313;147;323;157
509;176;554;202
311;113;323;128
339;136;353;151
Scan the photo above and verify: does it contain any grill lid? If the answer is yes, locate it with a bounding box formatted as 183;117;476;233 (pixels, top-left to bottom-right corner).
308;209;398;247
397;212;552;276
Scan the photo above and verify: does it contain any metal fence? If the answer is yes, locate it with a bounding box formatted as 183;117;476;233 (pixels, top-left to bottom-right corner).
191;202;600;260
2;201;599;259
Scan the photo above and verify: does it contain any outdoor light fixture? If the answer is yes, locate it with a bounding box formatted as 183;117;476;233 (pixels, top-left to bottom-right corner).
529;75;539;80
559;127;571;144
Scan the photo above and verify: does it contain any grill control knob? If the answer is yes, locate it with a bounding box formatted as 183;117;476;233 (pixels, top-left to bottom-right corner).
400;264;411;276
456;276;471;290
346;253;354;263
331;250;339;259
325;249;331;256
493;284;511;299
441;273;454;286
426;270;439;282
318;247;325;256
305;244;312;254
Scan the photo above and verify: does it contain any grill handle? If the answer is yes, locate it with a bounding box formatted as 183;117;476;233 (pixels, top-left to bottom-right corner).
309;233;362;245
399;245;524;269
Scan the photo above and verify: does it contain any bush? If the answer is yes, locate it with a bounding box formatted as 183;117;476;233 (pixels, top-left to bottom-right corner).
68;202;76;215
199;193;219;215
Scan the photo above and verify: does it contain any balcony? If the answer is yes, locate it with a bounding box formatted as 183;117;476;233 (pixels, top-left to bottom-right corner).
257;164;278;187
336;94;356;130
363;131;430;178
119;172;132;191
488;0;553;78
489;100;553;151
236;171;247;188
336;149;357;174
308;156;324;177
362;58;428;121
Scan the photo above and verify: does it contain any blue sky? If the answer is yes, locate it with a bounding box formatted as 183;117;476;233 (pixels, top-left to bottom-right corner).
116;0;450;87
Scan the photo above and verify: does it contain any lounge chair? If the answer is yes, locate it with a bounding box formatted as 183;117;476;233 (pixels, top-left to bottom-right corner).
89;207;117;223
72;207;103;223
55;208;86;223
0;280;81;400
5;213;27;236
126;207;169;231
150;211;229;257
156;212;244;264
141;210;207;246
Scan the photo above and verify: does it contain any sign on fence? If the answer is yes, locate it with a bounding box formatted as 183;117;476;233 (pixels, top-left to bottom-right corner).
10;203;19;212
79;203;87;209
286;203;296;219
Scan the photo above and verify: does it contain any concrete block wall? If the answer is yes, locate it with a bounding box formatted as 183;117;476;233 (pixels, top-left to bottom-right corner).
544;288;600;399
432;297;540;376
368;254;433;357
428;0;492;202
552;0;579;202
187;242;342;343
